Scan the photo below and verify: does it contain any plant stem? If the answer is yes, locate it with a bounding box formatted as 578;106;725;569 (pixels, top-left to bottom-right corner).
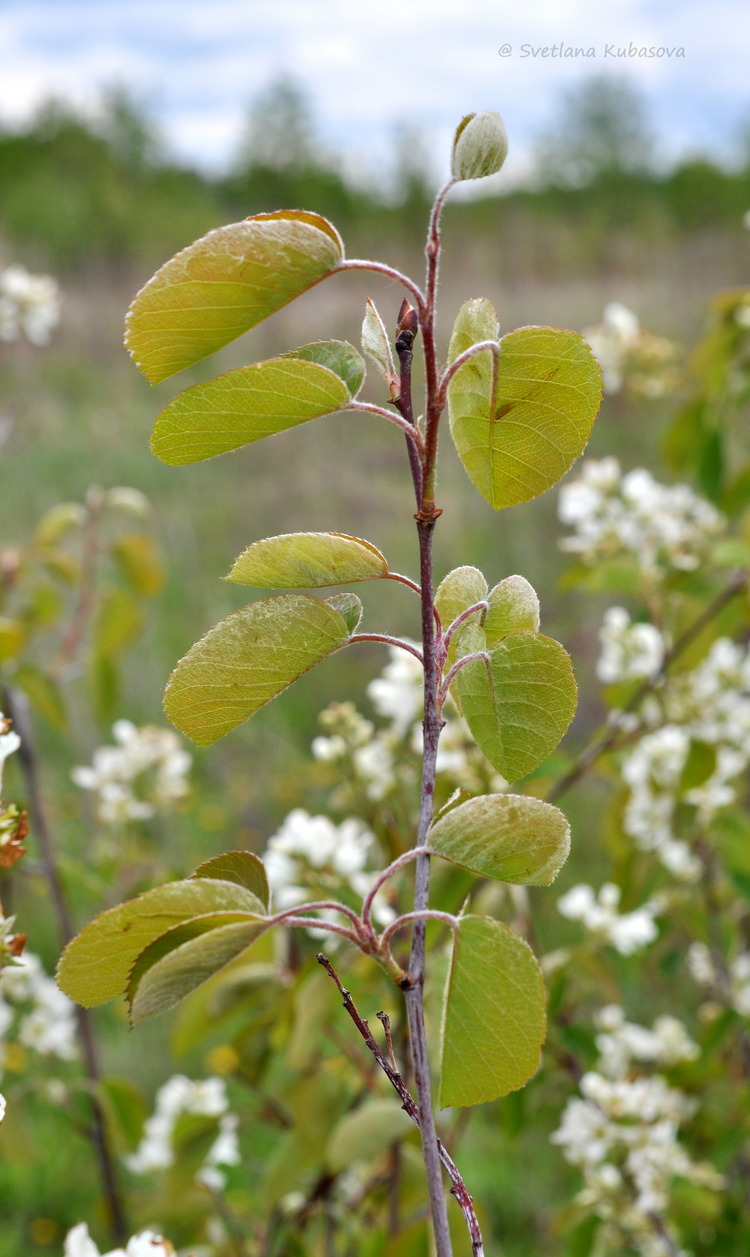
5;687;128;1245
317;955;484;1255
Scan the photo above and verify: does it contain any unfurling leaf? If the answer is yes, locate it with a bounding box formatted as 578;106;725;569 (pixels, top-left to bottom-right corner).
451;112;508;181
439;914;546;1107
283;339;365;398
453;625;577;782
57;879;265;1008
435;566;488;671
125;211;344;384
448;301;602;509
164;593;353;746
150;344;361;466
485;575;540;643
361;298;399;396
325;592;363;634
428;793;570;885
226;532;388;589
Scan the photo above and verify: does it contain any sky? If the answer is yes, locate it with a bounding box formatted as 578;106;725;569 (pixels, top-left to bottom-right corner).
0;0;747;184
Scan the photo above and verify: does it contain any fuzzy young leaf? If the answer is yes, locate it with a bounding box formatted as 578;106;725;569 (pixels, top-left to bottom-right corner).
361;298;399;394
283;339;365;398
435;565;488;674
428;793;570;886
164;593;353;746
451;111;508;181
325;592;363;634
150;353;354;466
125;211;344;384
192;850;270;909
57;879;265;1008
127;917;268;1025
454;625;577;782
448;302;602;509
440;915;546;1107
485;575;540;644
226;532;388;589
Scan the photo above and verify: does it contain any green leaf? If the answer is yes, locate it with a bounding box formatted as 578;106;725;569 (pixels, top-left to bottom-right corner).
164;593;353;746
325;592;363;634
193;850;270;909
435;566;488;673
34;502;85;548
94;587;143;658
454;626;577;782
11;664;67;732
485;575;540;644
283;339;365;398
326;1101;414;1172
127;916;268;1025
125;210;344;384
111;533;165;597
150;355;354;466
226;532;388;588
57;879;264;1007
439;914;546;1107
0;618;26;663
428;793;570;886
447;303;601;509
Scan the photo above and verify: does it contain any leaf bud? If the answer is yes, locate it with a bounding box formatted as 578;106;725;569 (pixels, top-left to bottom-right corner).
451;112;508;181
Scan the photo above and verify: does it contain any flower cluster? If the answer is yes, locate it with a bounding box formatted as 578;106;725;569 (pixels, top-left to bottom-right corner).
125;1074;240;1190
559;457;725;576
552;1007;720;1256
264;808;394;930
0;265;60;345
597;606;665;685
0;951;78;1066
688;942;750;1016
617;637;750;880
582;302;680;398
64;1223;174;1257
72;720;191;825
557;882;663;956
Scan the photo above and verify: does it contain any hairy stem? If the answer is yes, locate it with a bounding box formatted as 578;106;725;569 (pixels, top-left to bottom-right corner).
5;688;128;1244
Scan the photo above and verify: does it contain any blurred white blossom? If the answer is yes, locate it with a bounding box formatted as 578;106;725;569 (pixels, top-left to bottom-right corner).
125;1074;239;1189
72;720;191;824
64;1223;174;1257
559;457;724;575
557;882;663;955
0;1091;5;1122
688;942;750;1016
0;712;20;793
0;265;60;345
552;1009;721;1255
597;606;665;684
582;302;680;398
0;950;78;1069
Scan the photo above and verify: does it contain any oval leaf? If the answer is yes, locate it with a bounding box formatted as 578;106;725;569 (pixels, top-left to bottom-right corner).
435;566;488;674
325;592;363;634
150;356;352;466
57;879;265;1008
439;914;546;1107
448;301;602;509
226;532;388;589
164;593;352;746
128;918;268;1026
428;793;570;886
485;575;540;645
454;626;577;782
126;211;344;384
193;850;270;909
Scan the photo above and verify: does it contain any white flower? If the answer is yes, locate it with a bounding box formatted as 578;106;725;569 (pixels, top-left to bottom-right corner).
597;607;665;684
0;1092;5;1122
367;643;423;736
72;722;191;824
0;950;78;1063
0;266;60;345
0;715;20;793
63;1223;173;1257
125;1075;238;1184
558;883;661;955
